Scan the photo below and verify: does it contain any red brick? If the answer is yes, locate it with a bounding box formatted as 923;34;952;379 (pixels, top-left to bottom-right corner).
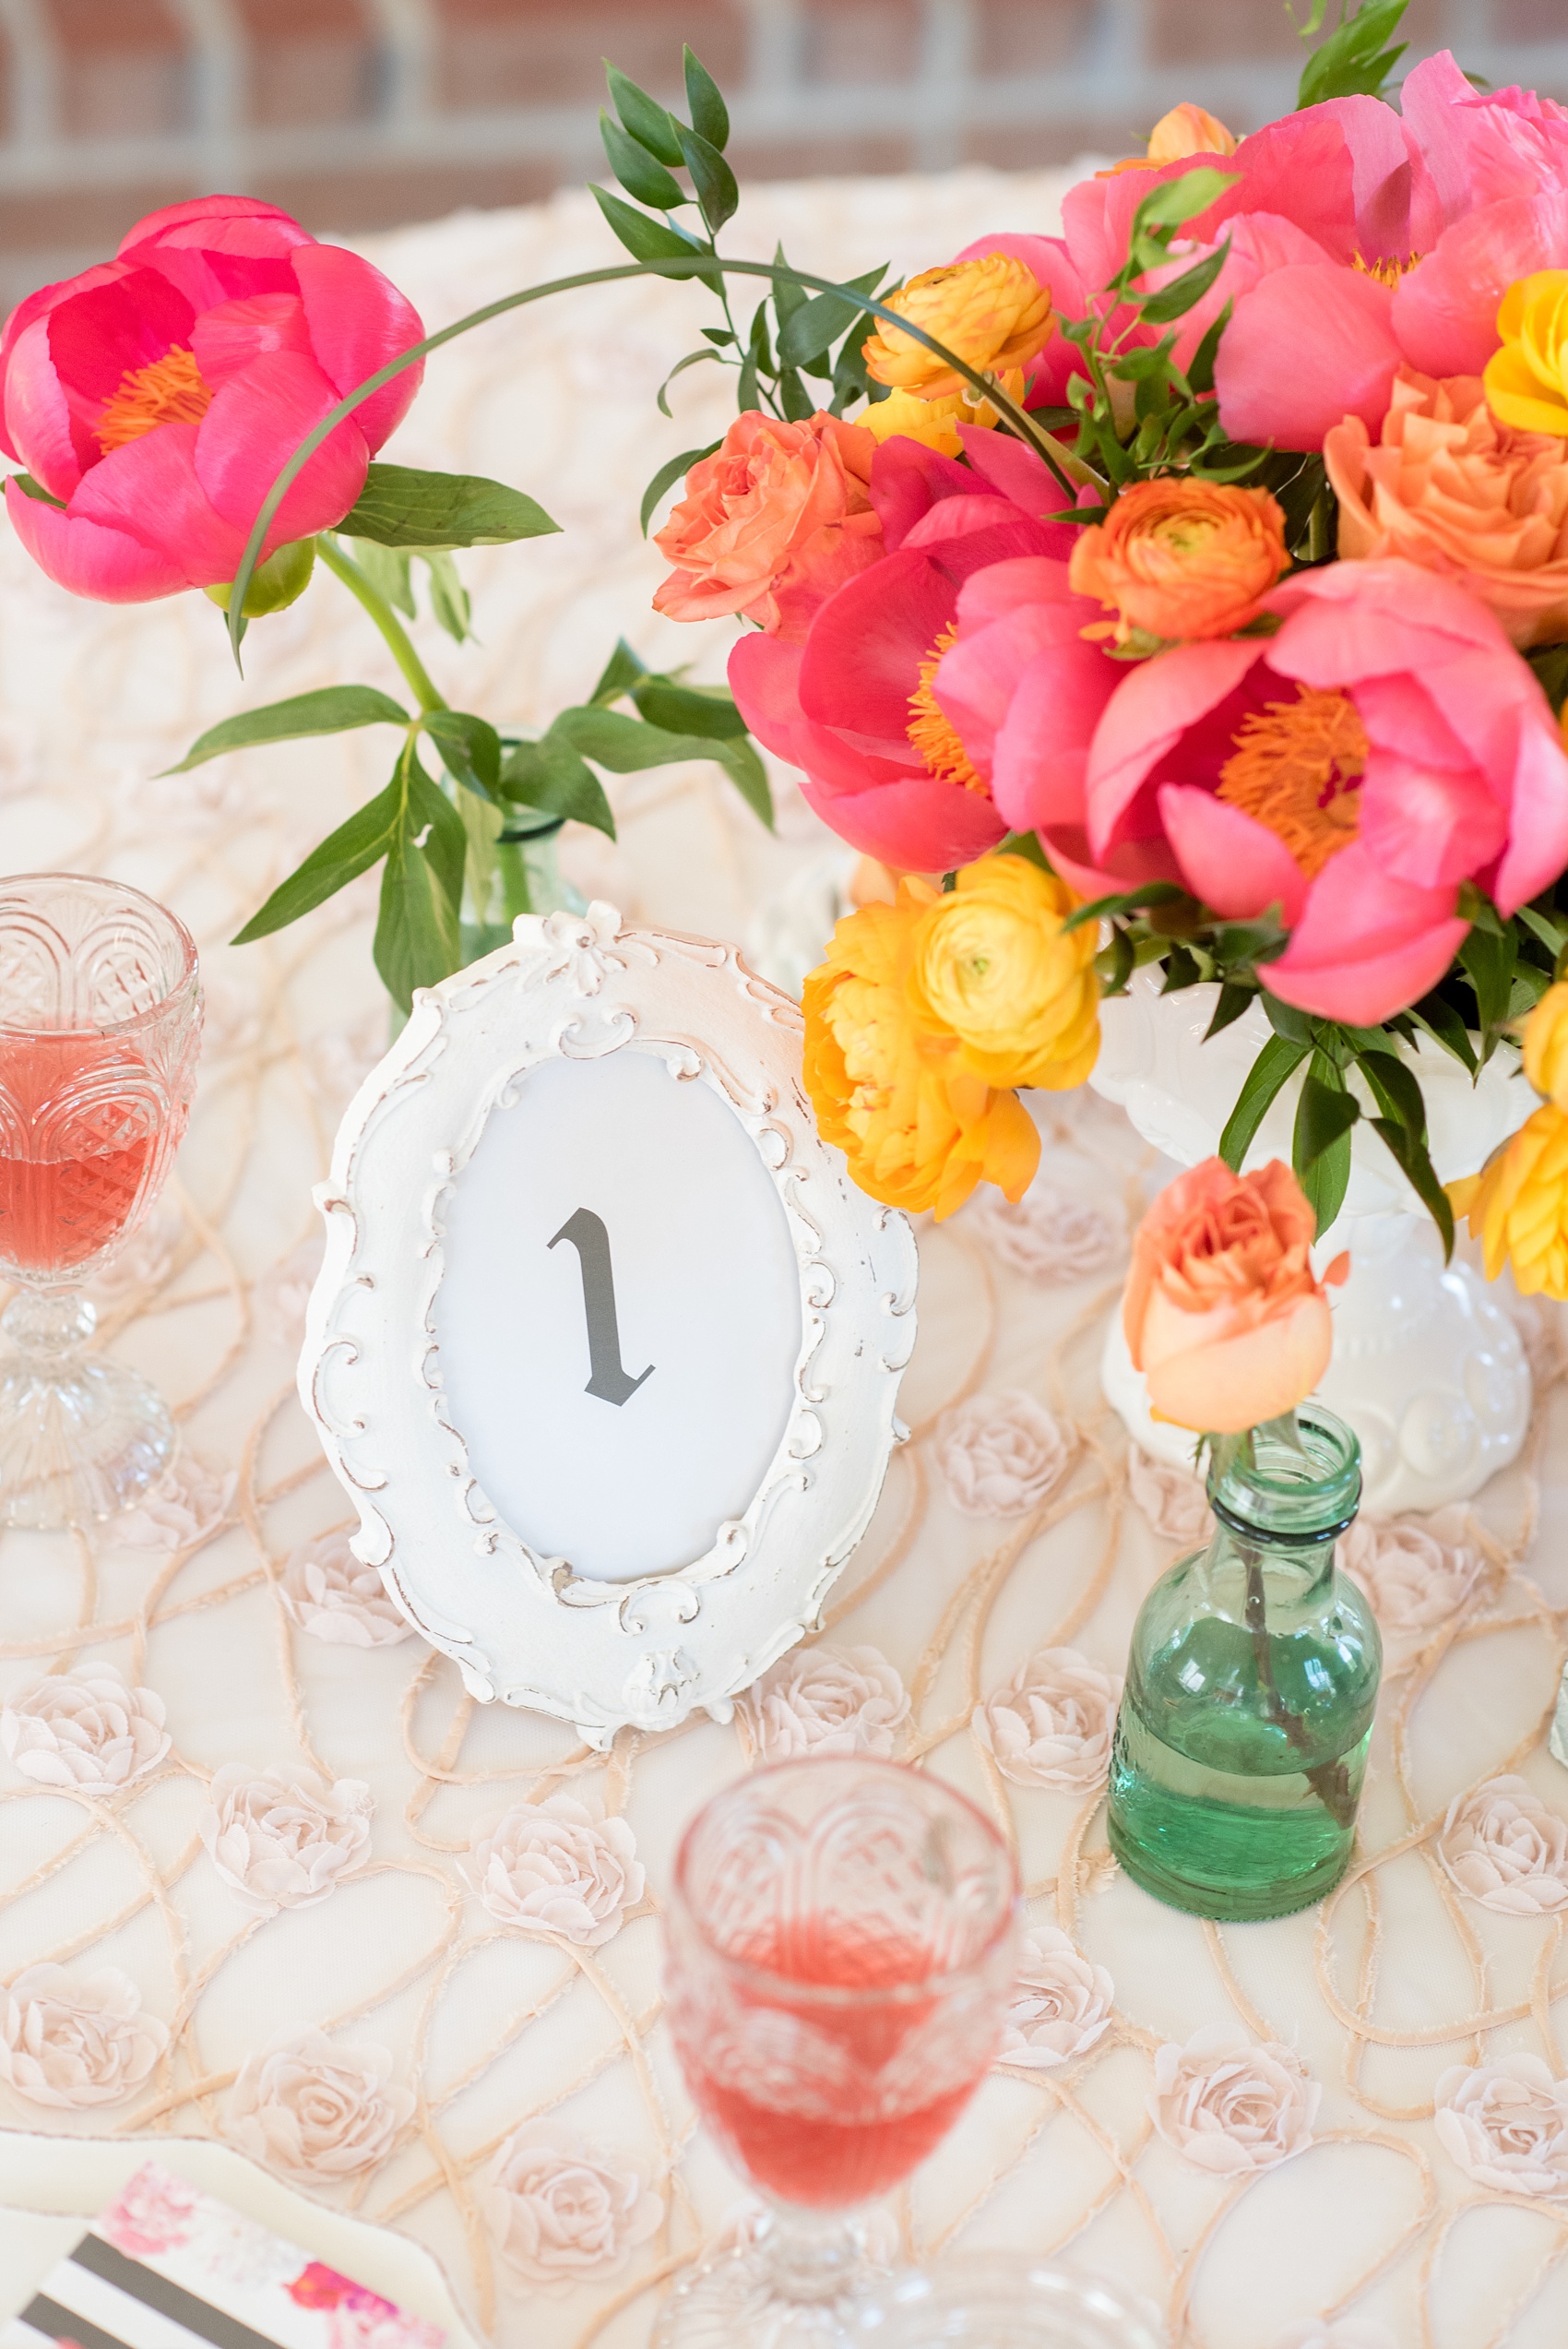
50;0;184;138
972;0;1099;78
436;0;745;111
801;0;922;88
0;184;193;258
235;0;375;128
729;132;915;181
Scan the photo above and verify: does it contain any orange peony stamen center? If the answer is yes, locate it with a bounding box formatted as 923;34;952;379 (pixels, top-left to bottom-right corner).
1216;686;1367;879
1350;251;1424;289
908;624;988;797
96;345;213;454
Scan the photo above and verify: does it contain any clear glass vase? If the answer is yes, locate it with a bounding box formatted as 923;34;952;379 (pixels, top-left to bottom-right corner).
458;796;586;965
1107;1405;1382;1921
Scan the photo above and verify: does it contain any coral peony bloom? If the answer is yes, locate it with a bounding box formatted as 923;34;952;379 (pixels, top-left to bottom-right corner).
1123;1159;1348;1432
0;195;424;602
1484;269;1568;437
862;255;1053;402
729;430;1084;873
802;881;1040;1220
652;409;882;641
1084;559;1568;1025
905;853;1099;1090
1068;479;1289;644
1325;368;1568;649
1524;982;1568;1109
1452;1103;1568;1299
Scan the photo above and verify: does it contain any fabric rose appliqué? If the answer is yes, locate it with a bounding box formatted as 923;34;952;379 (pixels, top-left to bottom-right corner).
1339;1508;1486;1650
934;1391;1073;1518
1435;2053;1568;2196
965;1182;1121;1284
736;1642;910;1764
482;2125;664;2295
198;1762;374;1919
225;2029;414;2180
1438;1776;1568;1915
463;1795;645;1949
973;1647;1122;1792
0;1963;168;2107
998;1926;1115;2070
115;1455;236;1553
1150;2024;1320;2176
2;1662;170;1788
279;1532;412;1649
1127;1447;1213;1550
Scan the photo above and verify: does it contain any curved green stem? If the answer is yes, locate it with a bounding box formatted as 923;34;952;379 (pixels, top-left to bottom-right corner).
315;533;447;715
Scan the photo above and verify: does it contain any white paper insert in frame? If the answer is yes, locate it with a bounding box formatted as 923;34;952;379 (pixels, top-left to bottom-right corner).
300;903;917;1746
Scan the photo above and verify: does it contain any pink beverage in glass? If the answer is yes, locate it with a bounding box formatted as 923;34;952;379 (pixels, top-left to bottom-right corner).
665;1759;1020;2214
0;1032;186;1279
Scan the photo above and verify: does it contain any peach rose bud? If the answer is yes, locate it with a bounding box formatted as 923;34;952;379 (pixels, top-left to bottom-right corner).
1068;479;1289;645
1123;1158;1348;1433
653;409;883;641
1100;101;1238;174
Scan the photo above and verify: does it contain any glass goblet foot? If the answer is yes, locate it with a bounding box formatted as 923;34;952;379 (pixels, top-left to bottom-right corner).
654;2206;886;2349
0;1290;175;1528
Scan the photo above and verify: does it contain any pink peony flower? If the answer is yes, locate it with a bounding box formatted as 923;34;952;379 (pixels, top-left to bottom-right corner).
0;196;423;602
728;430;1085;874
943;554;1568;1028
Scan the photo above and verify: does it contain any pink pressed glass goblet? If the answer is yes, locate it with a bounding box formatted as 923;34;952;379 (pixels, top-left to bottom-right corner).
0;874;201;1527
659;1757;1021;2349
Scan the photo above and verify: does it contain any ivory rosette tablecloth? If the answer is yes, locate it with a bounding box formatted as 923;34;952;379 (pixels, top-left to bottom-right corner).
1;173;1567;2349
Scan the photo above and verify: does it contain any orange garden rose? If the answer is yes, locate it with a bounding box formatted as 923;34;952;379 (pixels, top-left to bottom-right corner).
1123;1160;1348;1433
1067;479;1289;645
653;410;882;641
1325;370;1568;650
803;876;1047;1220
861;255;1053;403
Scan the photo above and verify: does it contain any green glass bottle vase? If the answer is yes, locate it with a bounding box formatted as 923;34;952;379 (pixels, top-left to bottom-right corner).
1108;1404;1382;1921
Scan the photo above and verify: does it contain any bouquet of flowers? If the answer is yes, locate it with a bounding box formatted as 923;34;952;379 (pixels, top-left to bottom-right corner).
617;4;1568;1301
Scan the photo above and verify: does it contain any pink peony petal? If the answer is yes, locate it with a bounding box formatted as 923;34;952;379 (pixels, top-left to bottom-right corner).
4;475;187;601
1215;263;1400;450
1086;638;1266;859
68;423;244;585
1393;193;1568;378
1491;702;1568;914
797;769;1007;870
117;194;314;254
190;292;314;386
193;347;370;553
291;242;426;455
1262;843;1469;1024
797;548;955;737
2;315;91;497
1156;785;1308;924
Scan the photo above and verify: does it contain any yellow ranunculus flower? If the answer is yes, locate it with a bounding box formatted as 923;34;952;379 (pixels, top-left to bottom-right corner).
1523;980;1568;1109
802;885;1041;1221
862;256;1053;403
1450;1102;1568;1299
906;855;1099;1091
1484;271;1568;437
861;373;1026;458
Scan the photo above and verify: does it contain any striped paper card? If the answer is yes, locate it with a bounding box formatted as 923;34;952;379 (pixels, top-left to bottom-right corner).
3;2162;445;2349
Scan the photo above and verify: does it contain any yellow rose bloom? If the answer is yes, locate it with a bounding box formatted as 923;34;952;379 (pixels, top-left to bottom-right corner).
1103;101;1239;175
905;854;1099;1091
1484;270;1568;437
862;255;1053;403
1523;980;1568;1109
861;372;1026;458
802;888;1040;1221
1450;1102;1568;1299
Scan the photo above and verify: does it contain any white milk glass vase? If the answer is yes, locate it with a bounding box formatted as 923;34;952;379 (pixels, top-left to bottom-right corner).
1092;968;1533;1516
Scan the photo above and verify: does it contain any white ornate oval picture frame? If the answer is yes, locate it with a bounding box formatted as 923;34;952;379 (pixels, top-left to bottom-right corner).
299;902;918;1747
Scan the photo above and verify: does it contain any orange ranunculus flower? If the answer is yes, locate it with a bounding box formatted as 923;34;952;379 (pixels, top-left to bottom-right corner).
861;256;1053;403
1325;369;1568;651
1067;479;1289;646
1523;982;1568;1108
1101;101;1239;175
653;410;883;642
905;855;1099;1091
802;883;1040;1221
1451;1103;1568;1300
1123;1159;1349;1433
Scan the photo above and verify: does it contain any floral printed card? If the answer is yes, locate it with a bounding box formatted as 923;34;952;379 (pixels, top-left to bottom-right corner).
2;2161;444;2349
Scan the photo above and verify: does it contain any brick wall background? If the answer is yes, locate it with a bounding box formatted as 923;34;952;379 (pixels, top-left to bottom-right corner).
0;0;1562;306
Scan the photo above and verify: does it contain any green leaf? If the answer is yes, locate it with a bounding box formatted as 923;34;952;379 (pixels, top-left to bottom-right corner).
231;777;402;944
1355;1046;1427;1139
1262;995;1316;1046
590;638;648;703
1296;0;1408;105
711;735;774;830
1159;943;1203;993
339;463;558;549
683;44;730;150
1218;1032;1311;1170
1130;167;1237;251
778;366;813;423
1528;643;1568;717
631;679;748;738
1061;881;1186;934
1517;901;1568;959
604;62;684;166
500;735;616;838
657;346;725;418
1408;993;1479;1075
599;107;685;209
773;244;806;328
1370;1115;1455;1258
1295;1069;1360;1166
420;549;470;643
1096;925;1135;996
1137;237;1231;325
639;441;719;536
1460;924;1516;1035
375;755;465;1013
7;471;65;508
673;122;738;235
1205;982;1255;1042
777;268;886;366
164;684;408;773
424;709;501;798
345;538;414;617
590;185;719;286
